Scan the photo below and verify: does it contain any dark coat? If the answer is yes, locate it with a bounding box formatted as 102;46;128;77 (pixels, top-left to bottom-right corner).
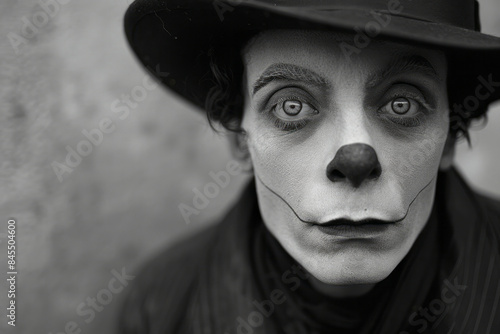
118;168;500;334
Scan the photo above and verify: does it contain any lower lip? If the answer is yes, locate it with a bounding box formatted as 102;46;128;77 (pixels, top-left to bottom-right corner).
315;223;393;238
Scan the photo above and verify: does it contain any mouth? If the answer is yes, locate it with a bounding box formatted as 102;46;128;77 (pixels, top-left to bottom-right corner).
316;218;397;227
312;218;398;237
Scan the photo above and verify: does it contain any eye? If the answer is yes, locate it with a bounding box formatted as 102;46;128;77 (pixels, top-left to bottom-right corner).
378;94;429;127
380;96;420;117
274;97;317;120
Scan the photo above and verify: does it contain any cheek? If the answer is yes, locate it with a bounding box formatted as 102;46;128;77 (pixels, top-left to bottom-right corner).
246;125;326;211
242;106;312;187
380;112;449;194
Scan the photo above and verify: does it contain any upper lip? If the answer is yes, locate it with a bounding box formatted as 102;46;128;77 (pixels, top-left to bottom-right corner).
316;218;396;227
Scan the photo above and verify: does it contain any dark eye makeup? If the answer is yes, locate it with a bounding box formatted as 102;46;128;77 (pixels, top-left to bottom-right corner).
376;83;435;128
257;82;436;132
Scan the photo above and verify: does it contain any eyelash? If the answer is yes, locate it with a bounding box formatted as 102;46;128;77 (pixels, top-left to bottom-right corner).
378;90;432;127
272;117;310;131
389;89;430;110
267;95;317;132
385;114;424;127
265;87;432;131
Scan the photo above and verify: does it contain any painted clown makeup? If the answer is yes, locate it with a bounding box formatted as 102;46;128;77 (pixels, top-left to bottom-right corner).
240;30;452;290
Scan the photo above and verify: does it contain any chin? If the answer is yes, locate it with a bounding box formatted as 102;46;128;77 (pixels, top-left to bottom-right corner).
281;224;418;286
304;254;400;285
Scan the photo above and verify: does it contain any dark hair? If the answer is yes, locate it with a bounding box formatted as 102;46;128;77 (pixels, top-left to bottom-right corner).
204;43;246;134
205;37;488;143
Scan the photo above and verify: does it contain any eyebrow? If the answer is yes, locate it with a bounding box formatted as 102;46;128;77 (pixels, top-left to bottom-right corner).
251;55;440;96
252;63;329;96
366;55;441;88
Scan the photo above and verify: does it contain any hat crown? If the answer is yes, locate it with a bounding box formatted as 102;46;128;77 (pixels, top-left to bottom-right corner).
250;0;479;30
125;0;500;114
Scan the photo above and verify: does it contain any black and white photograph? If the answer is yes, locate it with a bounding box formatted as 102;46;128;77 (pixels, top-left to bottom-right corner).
1;0;500;333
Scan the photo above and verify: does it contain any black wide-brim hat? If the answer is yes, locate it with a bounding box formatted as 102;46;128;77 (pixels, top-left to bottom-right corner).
124;0;500;117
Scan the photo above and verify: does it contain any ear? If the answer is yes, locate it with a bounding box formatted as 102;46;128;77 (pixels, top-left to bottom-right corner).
227;130;253;172
439;134;456;170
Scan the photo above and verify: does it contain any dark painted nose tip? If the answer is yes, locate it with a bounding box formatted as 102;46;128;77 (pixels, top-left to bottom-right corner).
326;143;382;187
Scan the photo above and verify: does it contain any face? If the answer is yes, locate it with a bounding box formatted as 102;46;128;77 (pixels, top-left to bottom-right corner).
240;30;451;286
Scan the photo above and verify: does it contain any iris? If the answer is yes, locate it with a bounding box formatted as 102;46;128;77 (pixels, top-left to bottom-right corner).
391;97;411;114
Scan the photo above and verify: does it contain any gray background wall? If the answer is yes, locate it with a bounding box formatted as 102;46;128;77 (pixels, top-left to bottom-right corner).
0;0;499;333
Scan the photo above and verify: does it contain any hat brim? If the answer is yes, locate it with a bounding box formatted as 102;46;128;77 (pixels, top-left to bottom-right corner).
125;0;500;113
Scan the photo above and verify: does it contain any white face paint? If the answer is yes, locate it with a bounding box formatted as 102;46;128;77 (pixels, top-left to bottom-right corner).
240;30;451;288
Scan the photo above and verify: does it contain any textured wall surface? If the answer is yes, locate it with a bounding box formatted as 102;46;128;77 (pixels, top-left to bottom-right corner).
0;0;498;333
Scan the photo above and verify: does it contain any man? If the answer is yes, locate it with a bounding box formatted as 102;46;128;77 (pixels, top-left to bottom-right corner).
120;0;500;333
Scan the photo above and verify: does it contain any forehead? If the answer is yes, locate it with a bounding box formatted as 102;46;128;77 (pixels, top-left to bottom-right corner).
241;30;447;89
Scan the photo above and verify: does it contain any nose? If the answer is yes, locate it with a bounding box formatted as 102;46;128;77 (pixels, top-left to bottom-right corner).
326;143;382;187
